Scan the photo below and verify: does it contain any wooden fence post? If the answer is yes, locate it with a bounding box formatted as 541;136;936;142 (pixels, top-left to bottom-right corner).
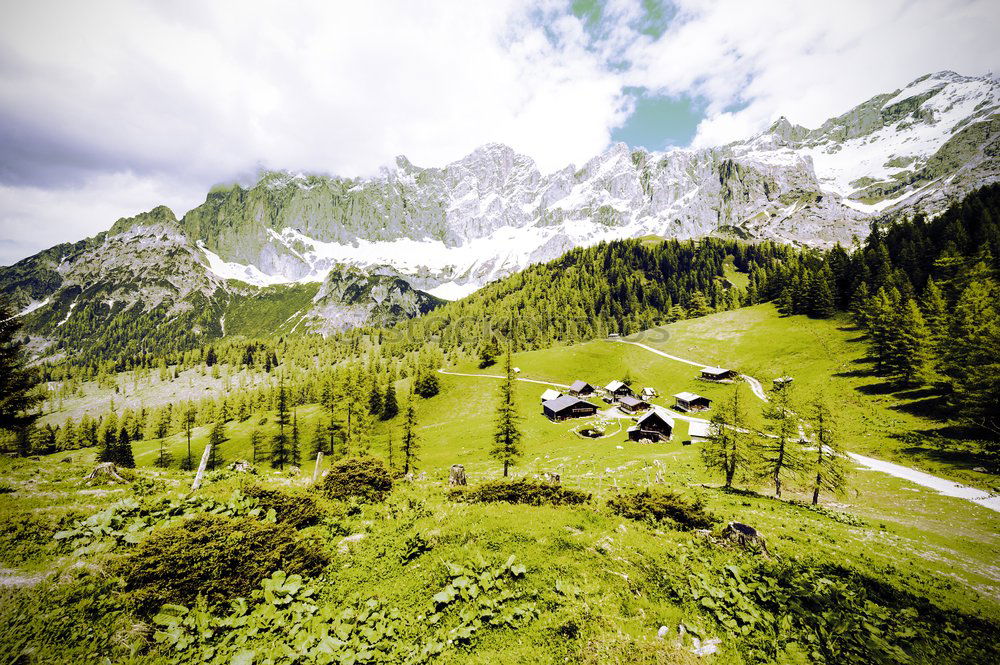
313;452;324;483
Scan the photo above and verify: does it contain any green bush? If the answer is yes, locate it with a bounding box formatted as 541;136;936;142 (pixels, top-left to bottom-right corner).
449;479;590;506
607;489;715;530
243;485;323;528
319;457;393;503
116;514;329;613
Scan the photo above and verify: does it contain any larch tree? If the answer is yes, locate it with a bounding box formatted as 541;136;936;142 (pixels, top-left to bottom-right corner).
381;379;399;420
208;420;228;470
807;393;849;505
250;430;264;464
0;296;42;453
891;299;934;386
290;410;301;467
759;382;803;498
701;382;752;488
271;379;291;469
491;345;523;477
400;390;419;475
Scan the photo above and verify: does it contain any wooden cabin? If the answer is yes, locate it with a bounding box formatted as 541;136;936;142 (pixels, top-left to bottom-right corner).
540;388;562;403
700;366;737;381
618;395;650;414
542;395;600;422
627;410;674;442
604;380;635;398
640;387;658;399
687;419;714;442
568;380;596;396
773;376;794;390
673;391;712;412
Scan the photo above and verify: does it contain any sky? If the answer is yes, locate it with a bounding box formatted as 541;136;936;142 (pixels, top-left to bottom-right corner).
0;0;998;264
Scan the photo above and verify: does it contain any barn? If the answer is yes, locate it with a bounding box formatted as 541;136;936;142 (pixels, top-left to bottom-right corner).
542;395;600;421
673;392;712;412
568;380;596;396
627;410;674;442
618;395;650;414
700;366;737;381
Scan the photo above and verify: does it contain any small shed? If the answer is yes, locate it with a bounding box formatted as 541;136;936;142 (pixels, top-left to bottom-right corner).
640;387;658;399
540;388;562;403
700;366;737;381
673;391;712;412
687;419;714;442
773;376;794;390
568;380;596;396
618;395;650;414
542;396;600;421
605;380;634;398
627;410;674;442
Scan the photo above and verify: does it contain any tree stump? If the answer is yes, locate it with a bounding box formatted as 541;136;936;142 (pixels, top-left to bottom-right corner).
449;464;467;486
542;472;561;484
723;522;771;556
84;462;127;484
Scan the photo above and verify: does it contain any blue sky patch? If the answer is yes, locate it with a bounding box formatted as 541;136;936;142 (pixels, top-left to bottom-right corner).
612;87;707;151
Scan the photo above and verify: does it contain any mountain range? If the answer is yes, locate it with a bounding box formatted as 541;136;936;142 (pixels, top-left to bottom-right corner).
3;70;998;360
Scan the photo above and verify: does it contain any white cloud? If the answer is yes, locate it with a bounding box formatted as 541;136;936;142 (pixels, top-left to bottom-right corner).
625;0;1000;147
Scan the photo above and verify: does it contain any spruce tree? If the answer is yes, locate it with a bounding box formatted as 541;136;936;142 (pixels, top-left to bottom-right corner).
368;376;383;415
117;427;135;468
701;383;752;488
920;278;949;359
250;430;264;464
310;422;327;458
491;345;523;477
807;394;848;505
154;436;173;468
181;407;195;471
807;271;836;318
776;287;795;317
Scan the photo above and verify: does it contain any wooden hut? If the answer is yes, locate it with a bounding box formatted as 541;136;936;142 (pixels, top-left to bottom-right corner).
540;388;562;403
604;380;634;398
673;392;712;412
568;380;596;396
627;411;674;442
687;419;714;442
618;395;650;414
700;366;737;381
542;395;599;422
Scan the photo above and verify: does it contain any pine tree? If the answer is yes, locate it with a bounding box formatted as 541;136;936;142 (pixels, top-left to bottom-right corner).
807;271;836;318
947;279;1000;434
491;345;523;477
0;296;42;449
688;291;712;318
381;381;399;420
478;336;499;368
310;422;327;458
208;420;228;470
386;431;395;473
920;278;949;359
759;382;803;498
414;369;440;398
272;379;291;469
807;394;849;505
701;383;752;488
154;436;173;468
776;287;795;317
401;392;420;475
368;376;383;415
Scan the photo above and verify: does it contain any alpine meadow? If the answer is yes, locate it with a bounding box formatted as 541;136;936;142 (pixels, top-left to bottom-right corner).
1;2;1000;664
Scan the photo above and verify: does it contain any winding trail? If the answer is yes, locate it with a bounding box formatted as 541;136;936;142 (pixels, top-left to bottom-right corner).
438;369;570;389
613;338;1000;513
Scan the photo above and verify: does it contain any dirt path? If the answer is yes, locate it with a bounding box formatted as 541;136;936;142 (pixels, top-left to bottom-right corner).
437;369;571;389
614;338;1000;514
614;339;769;401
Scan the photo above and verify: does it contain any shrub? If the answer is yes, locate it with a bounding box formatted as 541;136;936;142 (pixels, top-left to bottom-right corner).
449;479;590;506
243;485;323;528
116;514;329;613
0;512;58;565
319;457;393;503
607;489;715;530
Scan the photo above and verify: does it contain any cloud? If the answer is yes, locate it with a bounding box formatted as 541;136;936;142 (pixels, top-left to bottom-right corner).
0;0;998;263
624;0;1000;147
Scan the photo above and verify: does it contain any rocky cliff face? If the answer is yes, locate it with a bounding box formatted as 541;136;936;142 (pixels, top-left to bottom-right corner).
166;71;998;298
3;70;998;358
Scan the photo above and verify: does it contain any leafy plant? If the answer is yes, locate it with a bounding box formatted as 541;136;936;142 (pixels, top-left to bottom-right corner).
242;485;323;528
